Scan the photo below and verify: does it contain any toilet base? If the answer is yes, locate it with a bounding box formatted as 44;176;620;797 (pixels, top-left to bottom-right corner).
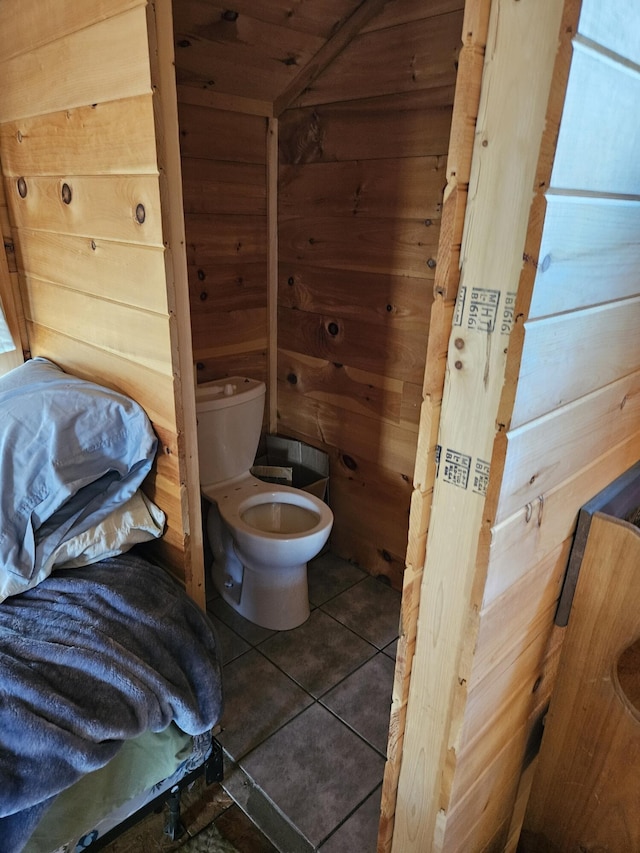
211;556;310;631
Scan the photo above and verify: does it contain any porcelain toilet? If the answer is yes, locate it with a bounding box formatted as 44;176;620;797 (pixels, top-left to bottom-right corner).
196;377;333;631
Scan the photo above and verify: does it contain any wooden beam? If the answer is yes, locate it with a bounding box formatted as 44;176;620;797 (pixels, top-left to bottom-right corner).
267;116;278;433
378;1;491;850
147;0;205;608
273;0;388;117
390;1;565;850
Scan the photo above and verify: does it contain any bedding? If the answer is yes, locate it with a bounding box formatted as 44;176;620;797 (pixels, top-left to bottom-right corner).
0;357;162;601
0;554;224;853
24;725;203;852
0;357;223;853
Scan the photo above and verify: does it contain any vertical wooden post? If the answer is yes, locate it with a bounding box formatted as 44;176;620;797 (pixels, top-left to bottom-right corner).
266;116;278;433
390;1;564;850
146;0;205;607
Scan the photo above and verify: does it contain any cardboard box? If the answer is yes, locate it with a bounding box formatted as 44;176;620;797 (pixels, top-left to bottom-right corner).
252;435;329;502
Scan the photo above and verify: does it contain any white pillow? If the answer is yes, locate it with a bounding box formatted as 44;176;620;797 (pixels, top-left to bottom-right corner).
50;490;165;569
0;491;165;601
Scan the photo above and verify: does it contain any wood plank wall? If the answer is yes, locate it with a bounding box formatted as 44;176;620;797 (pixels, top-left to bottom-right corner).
277;1;465;587
390;1;570;850
0;0;201;600
518;0;640;844
177;88;270;389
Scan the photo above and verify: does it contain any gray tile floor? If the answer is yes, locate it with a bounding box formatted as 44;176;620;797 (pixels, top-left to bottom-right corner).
207;551;401;852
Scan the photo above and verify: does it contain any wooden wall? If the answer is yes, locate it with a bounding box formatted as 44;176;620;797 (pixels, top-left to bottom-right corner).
0;0;203;603
390;0;640;849
519;0;640;844
177;88;270;388
276;1;464;587
390;1;568;850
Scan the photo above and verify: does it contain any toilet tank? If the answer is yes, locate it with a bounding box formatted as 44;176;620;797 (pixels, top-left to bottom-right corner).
196;376;266;486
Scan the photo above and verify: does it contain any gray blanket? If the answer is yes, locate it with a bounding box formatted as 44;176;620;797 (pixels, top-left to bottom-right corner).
0;554;223;853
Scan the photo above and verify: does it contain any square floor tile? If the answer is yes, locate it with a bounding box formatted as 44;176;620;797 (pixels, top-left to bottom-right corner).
210;615;250;666
320;653;395;755
383;638;398;660
209;596;276;646
240;703;384;848
258;609;376;698
318;785;382;852
219;649;313;761
321;576;401;648
307;552;367;606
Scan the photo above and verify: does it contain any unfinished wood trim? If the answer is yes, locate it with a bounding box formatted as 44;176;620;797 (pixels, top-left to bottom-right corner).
147;0;205;608
273;0;388;117
378;2;492;851
267;116;278;433
389;2;565;850
176;83;273;118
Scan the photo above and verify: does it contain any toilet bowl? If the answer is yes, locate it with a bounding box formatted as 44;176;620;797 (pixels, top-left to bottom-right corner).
196;377;333;631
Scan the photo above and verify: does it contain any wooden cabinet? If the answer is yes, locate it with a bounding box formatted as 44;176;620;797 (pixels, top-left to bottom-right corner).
522;464;640;852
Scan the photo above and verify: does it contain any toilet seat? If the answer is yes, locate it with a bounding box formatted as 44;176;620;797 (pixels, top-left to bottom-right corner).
202;473;332;540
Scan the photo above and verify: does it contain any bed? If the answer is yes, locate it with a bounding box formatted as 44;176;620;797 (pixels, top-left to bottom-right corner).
0;358;224;853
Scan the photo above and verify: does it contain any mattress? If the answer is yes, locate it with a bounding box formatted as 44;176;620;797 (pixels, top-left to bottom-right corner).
24;726;212;853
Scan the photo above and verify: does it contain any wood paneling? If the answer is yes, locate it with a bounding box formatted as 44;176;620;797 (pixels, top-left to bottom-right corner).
297;12;462;106
0;0;197;593
12;229;168;313
6;175;164;246
0;96;159;177
277;5;462;597
511;297;640;427
178;101;268;386
278;305;427;385
280;157;446;220
279;263;433;334
498;369;640;523
21;277;173;376
24;323;177;432
0;0;144;63
174;0;363;40
0;6;151;123
529;195;640;318
486;430;640;607
181;159;266;216
550;39;640;195
177;103;267;163
391;2;567;850
279;91;454;164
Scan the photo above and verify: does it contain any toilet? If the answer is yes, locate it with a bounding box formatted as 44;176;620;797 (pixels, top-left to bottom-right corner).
196;376;333;631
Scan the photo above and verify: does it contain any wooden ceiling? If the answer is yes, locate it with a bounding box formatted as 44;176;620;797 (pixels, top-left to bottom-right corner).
172;0;458;115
